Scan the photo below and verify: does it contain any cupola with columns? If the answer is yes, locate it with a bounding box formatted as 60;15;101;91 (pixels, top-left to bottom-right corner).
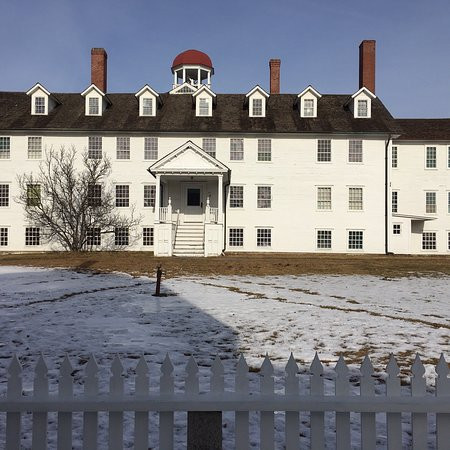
171;49;214;90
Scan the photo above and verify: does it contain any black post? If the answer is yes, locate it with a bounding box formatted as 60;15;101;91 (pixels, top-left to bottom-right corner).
187;411;222;449
155;265;162;296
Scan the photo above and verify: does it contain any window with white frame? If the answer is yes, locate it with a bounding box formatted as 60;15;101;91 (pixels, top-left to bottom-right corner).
392;146;398;168
348;230;363;250
426;146;437;168
202;138;216;158
317;139;331;162
303;99;314;117
144;185;156;208
34;97;45;114
144;137;158;160
89;97;99;115
357;100;368;117
317;187;332;210
257;139;271;161
199;98;210;116
393;224;401;235
448;147;450;169
27;137;42;159
88;136;102;159
142;98;153;116
230;138;244;160
115;227;129;246
252;98;263;116
116;137;130;159
392;191;398;213
448;231;450;251
230;186;243;208
116;185;129;207
317;230;332;249
0;137;11;159
422;232;436;250
348;140;363;163
0;184;9;207
229;228;244;247
143;227;154;246
25;227;40;246
87;184;102;207
0;227;8;246
349;187;363;210
27;184;41;206
257;186;272;208
257;228;271;247
425;191;436;213
448;192;450;214
86;228;101;246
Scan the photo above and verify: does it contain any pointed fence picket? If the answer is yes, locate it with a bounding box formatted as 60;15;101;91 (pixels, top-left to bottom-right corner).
1;352;450;449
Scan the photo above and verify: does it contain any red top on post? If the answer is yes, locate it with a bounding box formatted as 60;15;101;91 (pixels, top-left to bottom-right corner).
171;49;213;72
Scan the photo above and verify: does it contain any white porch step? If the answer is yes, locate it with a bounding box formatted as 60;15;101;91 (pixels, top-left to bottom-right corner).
173;222;205;257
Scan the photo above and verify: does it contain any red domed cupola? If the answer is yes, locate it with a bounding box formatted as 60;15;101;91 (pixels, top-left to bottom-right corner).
171;49;214;90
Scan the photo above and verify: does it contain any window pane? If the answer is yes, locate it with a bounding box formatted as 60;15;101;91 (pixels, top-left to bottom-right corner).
357;100;368;117
317;230;332;249
426;147;436;168
143;227;154;246
392;146;398;168
349;140;363;163
317;139;331;162
25;227;40;246
393;224;401;235
144;137;158;160
89;97;99;115
0;227;8;246
117;137;130;159
348;230;363;249
230;138;244;160
252;98;263;116
199;98;209;116
230;186;243;208
115;227;129;246
257;186;271;208
317;187;331;210
0;137;11;159
425;192;436;213
422;232;436;250
257;139;271;161
88;136;102;159
392;191;398;213
87;184;102;207
257;228;271;247
229;228;244;247
35;97;45;114
0;184;9;207
142;98;153;116
87;228;101;246
27;184;41;206
349;187;363;210
116;185;129;207
144;185;156;208
303;99;314;117
202;138;216;158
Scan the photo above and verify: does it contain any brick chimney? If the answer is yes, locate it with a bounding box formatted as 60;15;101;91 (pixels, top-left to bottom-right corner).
269;59;281;94
91;48;108;92
359;40;375;93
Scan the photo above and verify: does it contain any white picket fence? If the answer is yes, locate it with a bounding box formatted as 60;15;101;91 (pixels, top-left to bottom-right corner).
1;352;450;449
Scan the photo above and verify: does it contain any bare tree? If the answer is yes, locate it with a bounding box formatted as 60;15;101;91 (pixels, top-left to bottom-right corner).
16;146;142;251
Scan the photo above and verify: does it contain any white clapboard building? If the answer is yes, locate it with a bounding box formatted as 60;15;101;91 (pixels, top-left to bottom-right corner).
0;41;449;256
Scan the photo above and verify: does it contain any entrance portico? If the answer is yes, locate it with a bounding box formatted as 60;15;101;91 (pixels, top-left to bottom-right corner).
148;141;229;256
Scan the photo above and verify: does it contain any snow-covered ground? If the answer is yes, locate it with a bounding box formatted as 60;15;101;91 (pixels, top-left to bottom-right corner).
0;266;448;448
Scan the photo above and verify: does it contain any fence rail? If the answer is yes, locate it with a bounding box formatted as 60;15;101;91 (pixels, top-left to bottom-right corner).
1;353;449;449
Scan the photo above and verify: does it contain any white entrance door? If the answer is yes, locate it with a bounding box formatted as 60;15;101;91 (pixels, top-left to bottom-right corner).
183;183;203;222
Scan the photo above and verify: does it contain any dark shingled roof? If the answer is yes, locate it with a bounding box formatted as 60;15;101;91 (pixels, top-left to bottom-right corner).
395;119;450;141
0;91;397;134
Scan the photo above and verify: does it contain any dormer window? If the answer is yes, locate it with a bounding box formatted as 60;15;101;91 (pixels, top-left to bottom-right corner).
135;85;159;117
89;97;99;115
246;86;269;118
357;100;368;117
193;85;215;117
252;99;263;116
81;84;109;117
350;87;376;119
297;86;321;118
34;97;45;114
26;83;59;116
303;99;314;117
142;98;153;116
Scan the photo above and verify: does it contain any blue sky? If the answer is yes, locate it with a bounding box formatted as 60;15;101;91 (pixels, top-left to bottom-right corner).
1;0;450;117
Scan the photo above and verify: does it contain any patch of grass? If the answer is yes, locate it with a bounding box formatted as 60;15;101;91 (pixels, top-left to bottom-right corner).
1;251;449;278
